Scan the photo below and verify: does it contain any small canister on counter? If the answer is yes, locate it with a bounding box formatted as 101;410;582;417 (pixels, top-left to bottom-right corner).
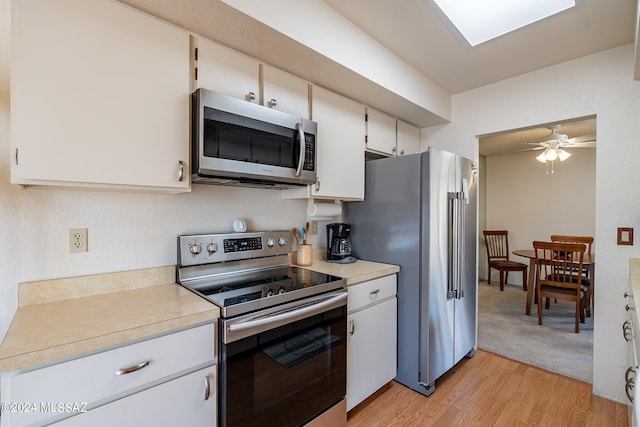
296;244;313;266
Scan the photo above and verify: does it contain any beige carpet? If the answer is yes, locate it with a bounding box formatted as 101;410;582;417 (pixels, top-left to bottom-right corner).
477;280;593;383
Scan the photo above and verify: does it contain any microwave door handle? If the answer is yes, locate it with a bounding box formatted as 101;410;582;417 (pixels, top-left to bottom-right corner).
295;122;305;177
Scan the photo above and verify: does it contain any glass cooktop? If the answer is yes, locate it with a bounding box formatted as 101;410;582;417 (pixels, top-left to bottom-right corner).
187;266;345;318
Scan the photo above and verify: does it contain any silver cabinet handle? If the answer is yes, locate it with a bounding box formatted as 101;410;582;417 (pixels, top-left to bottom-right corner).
624;320;633;342
204;374;213;401
269;98;277;107
625;292;633;298
627;366;636;402
315;177;320;192
115;360;150;376
370;289;380;296
178;161;185;182
349;319;355;336
627;304;633;312
295;122;305;177
247;91;256;101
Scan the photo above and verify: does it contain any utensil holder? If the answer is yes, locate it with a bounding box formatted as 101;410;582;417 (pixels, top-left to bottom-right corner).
296;244;313;266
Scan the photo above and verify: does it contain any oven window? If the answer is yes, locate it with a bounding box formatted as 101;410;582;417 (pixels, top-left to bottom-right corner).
203;108;298;168
220;306;346;427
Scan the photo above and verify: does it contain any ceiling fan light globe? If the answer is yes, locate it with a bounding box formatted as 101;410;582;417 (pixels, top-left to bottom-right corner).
536;152;547;163
558;149;571;161
546;148;558;161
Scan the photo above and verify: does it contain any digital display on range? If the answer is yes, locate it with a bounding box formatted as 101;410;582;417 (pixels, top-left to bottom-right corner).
223;237;262;253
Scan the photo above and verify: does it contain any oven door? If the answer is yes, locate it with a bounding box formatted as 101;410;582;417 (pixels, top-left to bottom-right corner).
219;291;347;427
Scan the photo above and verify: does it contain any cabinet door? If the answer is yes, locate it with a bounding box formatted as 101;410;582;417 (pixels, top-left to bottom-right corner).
11;0;190;192
396;120;421;156
309;86;365;200
52;366;217;427
347;298;397;411
262;65;310;118
366;107;397;156
195;37;260;103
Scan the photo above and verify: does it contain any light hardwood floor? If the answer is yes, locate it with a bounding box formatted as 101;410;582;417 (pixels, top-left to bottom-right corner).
347;349;628;426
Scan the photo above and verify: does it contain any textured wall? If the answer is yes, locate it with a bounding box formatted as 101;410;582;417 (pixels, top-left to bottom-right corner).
422;44;640;403
0;90;318;339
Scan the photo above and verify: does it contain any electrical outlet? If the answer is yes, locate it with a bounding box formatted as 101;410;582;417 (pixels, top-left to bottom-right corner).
69;228;88;253
311;221;318;236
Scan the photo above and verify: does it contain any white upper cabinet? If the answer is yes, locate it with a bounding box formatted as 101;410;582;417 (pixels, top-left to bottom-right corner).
366;108;421;157
11;0;190;192
366;107;397;156
283;86;365;201
262;65;310;118
194;37;260;103
396;120;421;156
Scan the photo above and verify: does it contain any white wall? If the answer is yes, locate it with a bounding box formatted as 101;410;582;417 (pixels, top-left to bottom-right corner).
482;148;596;286
0;86;329;339
422;44;640;403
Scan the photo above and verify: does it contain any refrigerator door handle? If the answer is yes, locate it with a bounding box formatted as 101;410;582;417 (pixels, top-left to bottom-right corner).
448;192;459;299
457;190;465;299
448;191;466;299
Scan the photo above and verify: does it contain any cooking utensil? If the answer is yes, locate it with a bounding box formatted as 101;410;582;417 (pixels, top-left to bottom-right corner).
292;227;301;245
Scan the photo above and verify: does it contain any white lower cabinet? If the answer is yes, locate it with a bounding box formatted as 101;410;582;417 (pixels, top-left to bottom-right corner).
52;366;217;427
346;275;397;411
0;323;217;427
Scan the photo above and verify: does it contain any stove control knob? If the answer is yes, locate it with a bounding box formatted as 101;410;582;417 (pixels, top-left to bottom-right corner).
278;236;287;246
207;242;218;254
190;243;202;255
266;237;275;247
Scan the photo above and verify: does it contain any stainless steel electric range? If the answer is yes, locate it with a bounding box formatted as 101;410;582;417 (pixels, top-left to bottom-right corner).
176;231;347;427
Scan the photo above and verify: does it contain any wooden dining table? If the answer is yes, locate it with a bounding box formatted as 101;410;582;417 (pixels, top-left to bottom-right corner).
512;249;595;315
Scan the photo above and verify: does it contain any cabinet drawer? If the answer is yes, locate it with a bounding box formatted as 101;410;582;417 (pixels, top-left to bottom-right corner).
2;323;215;426
348;275;396;312
51;366;217;427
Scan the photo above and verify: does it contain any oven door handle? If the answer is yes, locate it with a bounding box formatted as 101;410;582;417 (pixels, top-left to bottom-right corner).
225;291;347;342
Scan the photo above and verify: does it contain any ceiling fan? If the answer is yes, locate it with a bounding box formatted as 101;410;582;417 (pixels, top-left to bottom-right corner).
526;124;595;173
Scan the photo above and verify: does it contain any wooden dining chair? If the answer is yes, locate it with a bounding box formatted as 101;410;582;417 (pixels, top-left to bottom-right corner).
533;241;587;333
550;235;594;317
483;230;528;291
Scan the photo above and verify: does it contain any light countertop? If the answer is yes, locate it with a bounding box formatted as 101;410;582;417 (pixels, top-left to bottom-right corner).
0;254;398;373
630;259;640;318
0;266;219;373
300;249;399;285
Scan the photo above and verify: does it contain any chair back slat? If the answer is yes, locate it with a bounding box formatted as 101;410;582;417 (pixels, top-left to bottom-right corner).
550;235;593;254
533;241;586;289
483;230;510;260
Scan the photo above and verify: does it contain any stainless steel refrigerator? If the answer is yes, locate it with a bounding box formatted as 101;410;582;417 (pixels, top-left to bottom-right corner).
345;147;477;396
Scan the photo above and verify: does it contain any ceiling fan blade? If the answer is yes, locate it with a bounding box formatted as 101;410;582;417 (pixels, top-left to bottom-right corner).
568;134;596;143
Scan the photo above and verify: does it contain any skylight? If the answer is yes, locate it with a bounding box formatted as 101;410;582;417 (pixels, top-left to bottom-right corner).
428;0;579;47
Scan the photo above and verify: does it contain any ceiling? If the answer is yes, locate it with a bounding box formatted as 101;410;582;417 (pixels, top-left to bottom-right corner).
321;0;635;94
320;0;633;156
0;0;635;152
478;116;596;157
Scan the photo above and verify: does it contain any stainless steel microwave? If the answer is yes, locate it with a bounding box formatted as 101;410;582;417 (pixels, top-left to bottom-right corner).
191;88;317;188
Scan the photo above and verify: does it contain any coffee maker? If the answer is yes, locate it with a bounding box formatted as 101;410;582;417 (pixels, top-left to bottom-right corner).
326;223;356;263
